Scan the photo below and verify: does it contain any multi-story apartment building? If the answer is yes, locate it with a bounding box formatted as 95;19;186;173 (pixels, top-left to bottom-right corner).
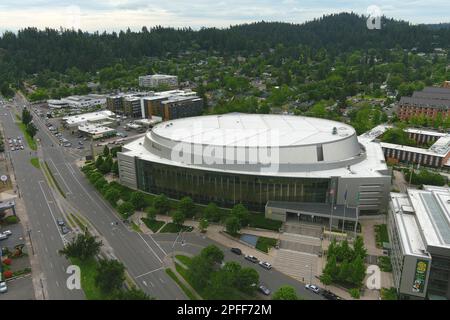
141;90;203;121
138;74;178;89
397;87;450;120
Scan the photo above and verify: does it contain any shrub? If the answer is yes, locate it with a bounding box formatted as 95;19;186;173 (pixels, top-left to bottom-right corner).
4;215;19;224
349;288;360;299
3;258;12;265
3;270;13;279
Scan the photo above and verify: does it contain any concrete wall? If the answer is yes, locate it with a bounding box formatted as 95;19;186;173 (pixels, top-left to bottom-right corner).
117;152;137;189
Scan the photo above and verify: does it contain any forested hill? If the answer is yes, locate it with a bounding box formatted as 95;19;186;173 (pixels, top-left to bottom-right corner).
0;12;449;79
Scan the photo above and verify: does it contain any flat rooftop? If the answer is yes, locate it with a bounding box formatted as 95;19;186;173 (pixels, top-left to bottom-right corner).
390;192;428;257
408;186;450;249
152;114;356;148
63;110;115;125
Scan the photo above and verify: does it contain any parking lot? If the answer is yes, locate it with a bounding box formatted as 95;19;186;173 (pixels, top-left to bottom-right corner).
33;105;144;157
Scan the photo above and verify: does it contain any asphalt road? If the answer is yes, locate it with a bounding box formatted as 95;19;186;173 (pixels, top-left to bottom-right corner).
4;94;324;300
153;232;325;300
0;101;84;300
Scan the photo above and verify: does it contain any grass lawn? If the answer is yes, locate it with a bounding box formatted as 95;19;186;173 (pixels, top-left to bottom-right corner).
175;255;192;267
375;224;389;248
131;221;142;233
255;236;278;253
141;218;165;233
70;257;111;300
17;122;37;151
30;157;40;169
165;268;198;300
159;223;193;233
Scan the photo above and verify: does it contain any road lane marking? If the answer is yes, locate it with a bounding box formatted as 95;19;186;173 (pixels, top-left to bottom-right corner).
38;180;65;245
159;278;165;284
135;267;164;279
137;233;163;264
48;158;72;195
142;281;148;287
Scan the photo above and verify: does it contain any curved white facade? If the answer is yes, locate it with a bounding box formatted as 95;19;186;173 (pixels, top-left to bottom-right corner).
118;113;391;213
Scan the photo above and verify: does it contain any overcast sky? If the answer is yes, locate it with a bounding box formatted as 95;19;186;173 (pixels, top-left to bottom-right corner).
0;0;449;33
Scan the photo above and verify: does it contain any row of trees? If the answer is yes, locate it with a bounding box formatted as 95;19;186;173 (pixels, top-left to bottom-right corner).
320;237;367;291
402;168;447;187
59;232;151;299
187;245;259;299
22;108;38;138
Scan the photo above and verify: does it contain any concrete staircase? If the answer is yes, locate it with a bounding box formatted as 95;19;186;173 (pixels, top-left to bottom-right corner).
279;233;322;255
273;249;318;283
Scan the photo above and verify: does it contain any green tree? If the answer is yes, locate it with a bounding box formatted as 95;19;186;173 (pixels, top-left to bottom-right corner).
111;161;119;175
236;267;259;294
272;286;299;300
199;218;209;233
231;204;250;227
103;145;110;157
59;232;102;261
26;122;38;138
130;192;146;211
225;216;241;236
349;255;366;286
104;188;120;206
171;210;186;226
353;236;367;259
207;269;234;299
178;196;196;218
95;258;125;294
118;201;134;218
188;255;213;289
200;245;224;265
145;206;157;221
95;156;104;169
22;108;33;125
154;194;170;215
203;202;220;222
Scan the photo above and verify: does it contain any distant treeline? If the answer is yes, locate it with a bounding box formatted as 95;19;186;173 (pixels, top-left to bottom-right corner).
1;12;449;90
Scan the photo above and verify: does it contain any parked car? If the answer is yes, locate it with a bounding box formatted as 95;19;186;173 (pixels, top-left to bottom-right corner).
1;230;12;236
258;285;271;296
305;284;321;294
78;141;83;145
0;233;8;240
244;255;259;263
63;143;72;147
0;281;7;293
258;261;272;270
231;247;242;255
56;218;65;226
61;226;69;234
321;290;339;300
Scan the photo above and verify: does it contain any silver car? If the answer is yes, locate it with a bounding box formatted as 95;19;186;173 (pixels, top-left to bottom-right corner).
0;281;7;293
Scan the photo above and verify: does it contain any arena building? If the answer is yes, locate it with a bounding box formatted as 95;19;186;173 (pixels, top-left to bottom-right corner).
118;114;391;225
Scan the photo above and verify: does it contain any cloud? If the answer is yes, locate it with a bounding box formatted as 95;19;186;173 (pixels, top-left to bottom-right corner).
0;0;449;33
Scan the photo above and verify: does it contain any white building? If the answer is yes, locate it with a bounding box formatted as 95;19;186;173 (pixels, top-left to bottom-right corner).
118;114;391;219
138;74;178;88
47;94;106;109
62;110;116;128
